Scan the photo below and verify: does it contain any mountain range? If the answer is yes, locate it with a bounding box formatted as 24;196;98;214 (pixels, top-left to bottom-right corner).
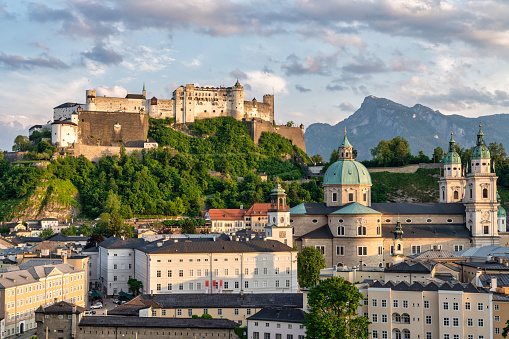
304;96;509;161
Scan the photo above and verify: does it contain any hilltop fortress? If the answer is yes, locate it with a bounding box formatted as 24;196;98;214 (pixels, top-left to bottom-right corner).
42;82;305;161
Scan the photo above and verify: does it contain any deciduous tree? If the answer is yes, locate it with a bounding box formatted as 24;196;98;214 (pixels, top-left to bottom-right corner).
304;277;370;339
297;246;326;288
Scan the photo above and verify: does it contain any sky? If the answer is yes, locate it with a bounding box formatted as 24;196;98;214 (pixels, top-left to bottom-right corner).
1;0;509;151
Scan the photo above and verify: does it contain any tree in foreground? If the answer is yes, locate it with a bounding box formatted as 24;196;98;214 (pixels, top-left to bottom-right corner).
297;246;326;287
127;278;143;296
304;277;370;339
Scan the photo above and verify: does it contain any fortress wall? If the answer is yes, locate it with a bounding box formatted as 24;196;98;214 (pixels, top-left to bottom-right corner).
78;111;149;146
244;101;273;122
92;97;145;112
73;144;144;162
368;164;420;173
246;120;306;153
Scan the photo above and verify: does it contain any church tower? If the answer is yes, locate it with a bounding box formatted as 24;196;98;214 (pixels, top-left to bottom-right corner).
439;132;465;203
464;124;499;246
265;180;293;247
392;219;405;263
338;128;354;161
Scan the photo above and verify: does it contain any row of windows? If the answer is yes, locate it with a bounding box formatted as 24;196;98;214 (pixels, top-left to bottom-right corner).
6;274;84;297
252;333;304;339
155;308;253;317
443;301;484;311
331;192;368;203
336;226;381;236
153;256;289;263
6;287;82;310
156;267;291;278
156;279;291;291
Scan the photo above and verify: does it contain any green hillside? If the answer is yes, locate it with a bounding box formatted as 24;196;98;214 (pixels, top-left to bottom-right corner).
0;117;319;221
371;169;439;203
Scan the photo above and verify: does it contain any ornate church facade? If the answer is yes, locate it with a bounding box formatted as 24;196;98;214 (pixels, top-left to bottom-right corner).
291;126;507;268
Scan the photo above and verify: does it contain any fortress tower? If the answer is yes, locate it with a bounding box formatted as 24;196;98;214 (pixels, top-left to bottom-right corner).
227;80;244;120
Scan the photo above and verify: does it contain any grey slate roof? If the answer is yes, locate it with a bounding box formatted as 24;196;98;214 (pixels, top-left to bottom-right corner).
459;262;509;270
99;237;147;249
291;202;466;216
109;293;303;316
480;274;509;287
248;307;305;323
18;259;63;270
35;301;86;314
53;102;82;109
368;280;482;293
46;234;90;242
79;316;238;329
386;261;435;273
408;250;462;260
382;224;469;239
298;225;333;240
138;238;296;254
455;246;509;259
372;203;465;215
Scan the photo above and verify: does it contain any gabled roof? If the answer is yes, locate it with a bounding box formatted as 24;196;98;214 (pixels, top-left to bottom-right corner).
386;261;435;274
330;202;381;215
297;225;333;240
369;280;481;293
248;307;305;323
53;102;82;109
46;234;90;242
480;274;509;287
35;301;86;314
99;237;146;249
408;250;462;260
244;203;271;216
207;209;246;221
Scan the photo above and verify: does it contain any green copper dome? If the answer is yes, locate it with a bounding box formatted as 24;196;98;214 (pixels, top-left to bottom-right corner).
444;133;461;165
323;160;372;185
471;124;491;160
498;205;506;217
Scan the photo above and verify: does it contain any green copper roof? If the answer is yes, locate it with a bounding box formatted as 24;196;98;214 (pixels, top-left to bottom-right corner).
393;220;404;239
498;205;506;217
330;202;381;215
289;203;307;215
270;182;285;196
339;133;352;148
323;160;372;185
444;132;461;164
472;124;490;159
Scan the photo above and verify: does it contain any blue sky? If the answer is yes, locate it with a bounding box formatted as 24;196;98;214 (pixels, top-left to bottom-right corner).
1;0;509;151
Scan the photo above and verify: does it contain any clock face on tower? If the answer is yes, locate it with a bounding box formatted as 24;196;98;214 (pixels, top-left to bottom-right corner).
482;211;490;221
279;231;286;238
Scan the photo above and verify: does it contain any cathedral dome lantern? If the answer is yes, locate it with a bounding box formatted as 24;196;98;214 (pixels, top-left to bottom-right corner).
444;132;461;165
470;124;491;174
471;124;491;160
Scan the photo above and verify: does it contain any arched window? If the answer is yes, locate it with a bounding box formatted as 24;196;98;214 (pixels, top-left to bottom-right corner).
483;188;488;198
392;329;401;339
403;329;410;339
401;314;410;324
397;244;401;251
442;191;445;200
392;313;401;323
454;191;459;199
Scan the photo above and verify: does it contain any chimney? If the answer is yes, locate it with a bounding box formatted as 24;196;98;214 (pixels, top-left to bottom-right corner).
157;242;163;247
240;205;243;210
491;277;498;292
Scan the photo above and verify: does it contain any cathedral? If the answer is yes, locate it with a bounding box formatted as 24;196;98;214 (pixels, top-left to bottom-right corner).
290;125;506;268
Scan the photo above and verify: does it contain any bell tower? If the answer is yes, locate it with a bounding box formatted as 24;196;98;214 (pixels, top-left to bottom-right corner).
464;124;499;247
338;127;354;161
439;132;465;203
265;180;293;247
392;220;405;263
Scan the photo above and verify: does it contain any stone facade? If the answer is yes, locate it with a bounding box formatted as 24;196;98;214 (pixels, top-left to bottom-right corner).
245;119;306;152
291;127;502;268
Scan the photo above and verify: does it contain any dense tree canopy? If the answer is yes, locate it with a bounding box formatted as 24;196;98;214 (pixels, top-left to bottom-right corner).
297;246;326;288
304;277;370;339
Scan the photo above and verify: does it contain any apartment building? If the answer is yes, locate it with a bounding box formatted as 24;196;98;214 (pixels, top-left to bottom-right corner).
135;238;298;295
247;307;306;339
205;209;246;233
0;263;86;337
359;280;492;339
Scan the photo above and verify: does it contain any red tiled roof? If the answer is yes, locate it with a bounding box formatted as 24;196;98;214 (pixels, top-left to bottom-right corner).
207;209;246;221
245;203;271;217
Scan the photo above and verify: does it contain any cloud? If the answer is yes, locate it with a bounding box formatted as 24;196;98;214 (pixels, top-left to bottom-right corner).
391;55;426;72
0;120;27;152
0;52;69;70
342;55;386;74
326;83;347;91
231;69;248;80
123;45;175;72
295;84;311;92
336;101;356;112
31;42;49;51
183;58;201;67
241;70;288;96
81;43;123;65
95;85;128;98
281;52;338;76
